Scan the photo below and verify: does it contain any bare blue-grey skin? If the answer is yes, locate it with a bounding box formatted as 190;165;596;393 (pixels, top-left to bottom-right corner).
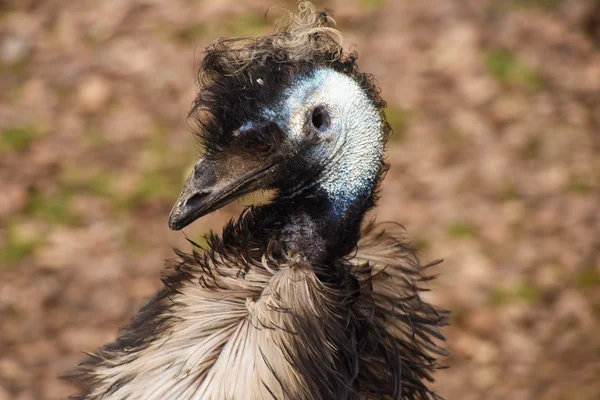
275;68;385;217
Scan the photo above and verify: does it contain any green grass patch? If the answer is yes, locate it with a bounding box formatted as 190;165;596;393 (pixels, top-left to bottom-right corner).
447;220;477;239
5;85;22;104
360;0;385;10
83;127;108;148
0;125;37;152
412;237;431;252
570;179;592;195
147;123;170;162
118;122;191;209
514;282;543;303
488;0;563;16
484;49;544;90
501;181;521;201
489;281;543;307
510;0;564;10
385;107;410;144
576;267;600;290
88;172;117;197
60;167;117;198
227;14;270;37
449;306;467;326
26;189;80;226
488;288;506;307
119;171;180;209
0;57;29;79
0;222;39;266
116;121;198;211
441;129;468;148
176;23;209;44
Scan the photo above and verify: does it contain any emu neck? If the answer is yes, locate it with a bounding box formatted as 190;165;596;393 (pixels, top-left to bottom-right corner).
272;67;386;263
276;155;382;264
278;124;384;262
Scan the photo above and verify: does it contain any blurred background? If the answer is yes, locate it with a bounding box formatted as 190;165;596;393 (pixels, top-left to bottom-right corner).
1;0;599;399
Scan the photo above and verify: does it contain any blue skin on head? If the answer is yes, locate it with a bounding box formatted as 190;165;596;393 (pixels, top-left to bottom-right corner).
260;68;385;222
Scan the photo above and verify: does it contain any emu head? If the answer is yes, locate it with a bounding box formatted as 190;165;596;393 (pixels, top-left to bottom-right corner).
169;3;390;231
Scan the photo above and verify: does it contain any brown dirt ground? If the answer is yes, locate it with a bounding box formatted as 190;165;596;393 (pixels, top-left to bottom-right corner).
1;0;599;399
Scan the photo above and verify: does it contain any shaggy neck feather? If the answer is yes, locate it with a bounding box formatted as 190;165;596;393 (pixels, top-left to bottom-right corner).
276;153;383;263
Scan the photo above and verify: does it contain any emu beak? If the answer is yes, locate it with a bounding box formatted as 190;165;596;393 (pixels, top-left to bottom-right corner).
168;158;220;230
168;157;274;230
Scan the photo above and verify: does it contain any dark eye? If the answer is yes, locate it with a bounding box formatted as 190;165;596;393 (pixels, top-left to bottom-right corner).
250;142;271;153
311;106;331;132
244;136;274;155
236;121;282;156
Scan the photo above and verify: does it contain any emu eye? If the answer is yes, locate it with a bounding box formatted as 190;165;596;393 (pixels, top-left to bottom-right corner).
311;106;331;132
251;143;271;153
237;121;282;156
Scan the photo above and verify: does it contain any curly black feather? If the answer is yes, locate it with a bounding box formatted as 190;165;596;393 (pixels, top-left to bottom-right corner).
189;3;390;157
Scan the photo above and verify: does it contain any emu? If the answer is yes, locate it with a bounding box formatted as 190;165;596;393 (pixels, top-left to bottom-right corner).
71;3;447;399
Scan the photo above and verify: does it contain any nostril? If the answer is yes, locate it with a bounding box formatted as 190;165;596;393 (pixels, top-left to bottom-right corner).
183;191;210;208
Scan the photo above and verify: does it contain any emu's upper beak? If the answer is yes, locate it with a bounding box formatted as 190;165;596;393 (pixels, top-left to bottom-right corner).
169;158;216;230
168;157;273;230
